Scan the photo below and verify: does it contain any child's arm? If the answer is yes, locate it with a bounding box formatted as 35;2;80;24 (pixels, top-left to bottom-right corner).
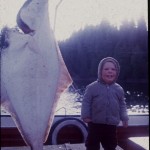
118;87;129;126
81;85;92;123
122;120;128;128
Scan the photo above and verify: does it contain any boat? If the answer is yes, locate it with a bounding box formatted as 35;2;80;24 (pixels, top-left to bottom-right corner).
1;108;149;149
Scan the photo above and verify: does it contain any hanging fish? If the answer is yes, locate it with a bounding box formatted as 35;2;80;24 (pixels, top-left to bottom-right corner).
1;0;72;149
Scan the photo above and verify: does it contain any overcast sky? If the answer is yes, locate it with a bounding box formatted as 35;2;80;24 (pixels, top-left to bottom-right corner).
0;0;148;41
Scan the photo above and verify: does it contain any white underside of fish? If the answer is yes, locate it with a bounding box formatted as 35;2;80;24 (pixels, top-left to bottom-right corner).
1;0;72;149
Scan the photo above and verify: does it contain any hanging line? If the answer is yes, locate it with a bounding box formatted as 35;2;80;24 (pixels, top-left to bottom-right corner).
53;0;63;33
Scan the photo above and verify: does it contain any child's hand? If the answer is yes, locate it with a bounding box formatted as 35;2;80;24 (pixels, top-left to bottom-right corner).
83;118;92;123
122;121;128;128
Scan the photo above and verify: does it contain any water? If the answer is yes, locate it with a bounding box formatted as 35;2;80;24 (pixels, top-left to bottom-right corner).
55;87;149;115
1;87;149;116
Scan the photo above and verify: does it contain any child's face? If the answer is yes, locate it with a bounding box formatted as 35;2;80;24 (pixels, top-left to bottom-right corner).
101;61;117;84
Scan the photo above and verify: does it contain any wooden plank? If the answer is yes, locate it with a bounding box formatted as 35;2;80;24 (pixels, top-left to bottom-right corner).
116;145;124;150
1;145;65;150
1;143;124;150
65;143;86;150
127;137;149;150
64;143;123;150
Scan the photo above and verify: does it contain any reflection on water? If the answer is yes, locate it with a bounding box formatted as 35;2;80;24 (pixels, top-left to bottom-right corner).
127;105;149;115
55;87;149;115
1;87;149;116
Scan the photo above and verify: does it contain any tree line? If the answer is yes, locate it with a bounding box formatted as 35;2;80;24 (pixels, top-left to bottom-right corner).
58;17;148;95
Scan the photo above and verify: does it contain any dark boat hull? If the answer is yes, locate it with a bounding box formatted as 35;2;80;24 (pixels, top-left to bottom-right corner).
1;114;149;149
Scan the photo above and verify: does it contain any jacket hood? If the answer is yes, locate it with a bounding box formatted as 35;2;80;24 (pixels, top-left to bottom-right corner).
97;57;120;83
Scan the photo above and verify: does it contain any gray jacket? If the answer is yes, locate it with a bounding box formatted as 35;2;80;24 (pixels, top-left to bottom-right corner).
81;57;129;125
81;81;129;125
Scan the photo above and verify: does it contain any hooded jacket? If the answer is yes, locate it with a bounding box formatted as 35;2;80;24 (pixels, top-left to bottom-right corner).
81;57;129;125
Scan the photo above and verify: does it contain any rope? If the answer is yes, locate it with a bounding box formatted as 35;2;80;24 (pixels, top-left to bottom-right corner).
53;0;63;33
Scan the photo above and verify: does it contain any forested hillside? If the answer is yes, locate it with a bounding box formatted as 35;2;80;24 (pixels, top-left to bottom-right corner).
0;17;148;95
58;17;148;95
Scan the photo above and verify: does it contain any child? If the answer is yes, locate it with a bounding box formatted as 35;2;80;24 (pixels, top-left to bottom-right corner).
81;57;129;150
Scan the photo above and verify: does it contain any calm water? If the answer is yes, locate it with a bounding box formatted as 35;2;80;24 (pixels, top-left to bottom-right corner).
1;87;149;116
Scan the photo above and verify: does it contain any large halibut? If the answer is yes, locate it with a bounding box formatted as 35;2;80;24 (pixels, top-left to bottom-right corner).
1;0;72;149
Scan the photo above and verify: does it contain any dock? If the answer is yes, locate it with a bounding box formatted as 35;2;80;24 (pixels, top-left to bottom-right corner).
1;143;123;150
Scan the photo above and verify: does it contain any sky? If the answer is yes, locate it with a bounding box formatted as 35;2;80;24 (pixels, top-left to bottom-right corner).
0;0;148;41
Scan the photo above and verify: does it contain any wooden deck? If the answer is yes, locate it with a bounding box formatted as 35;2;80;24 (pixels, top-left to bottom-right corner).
127;137;149;150
1;143;123;150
